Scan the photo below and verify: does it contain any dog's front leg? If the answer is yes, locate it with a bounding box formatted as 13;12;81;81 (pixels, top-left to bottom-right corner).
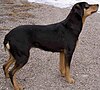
64;49;75;84
59;51;66;77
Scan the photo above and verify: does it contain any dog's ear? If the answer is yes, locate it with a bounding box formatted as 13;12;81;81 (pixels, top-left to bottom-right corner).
74;4;83;17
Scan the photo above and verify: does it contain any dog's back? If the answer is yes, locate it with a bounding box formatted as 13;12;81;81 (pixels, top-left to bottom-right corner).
4;24;67;52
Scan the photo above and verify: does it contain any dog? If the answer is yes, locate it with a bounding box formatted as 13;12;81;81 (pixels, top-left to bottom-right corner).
3;2;99;90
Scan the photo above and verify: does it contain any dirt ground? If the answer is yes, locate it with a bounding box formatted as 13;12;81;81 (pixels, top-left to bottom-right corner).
0;3;100;90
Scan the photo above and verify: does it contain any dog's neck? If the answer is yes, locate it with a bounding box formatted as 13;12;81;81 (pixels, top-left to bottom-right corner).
62;13;83;37
82;16;87;24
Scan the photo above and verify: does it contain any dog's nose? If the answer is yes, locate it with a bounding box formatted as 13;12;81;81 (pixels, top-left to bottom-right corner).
97;4;99;7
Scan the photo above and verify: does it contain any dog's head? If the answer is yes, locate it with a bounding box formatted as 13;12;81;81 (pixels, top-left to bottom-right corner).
72;2;99;17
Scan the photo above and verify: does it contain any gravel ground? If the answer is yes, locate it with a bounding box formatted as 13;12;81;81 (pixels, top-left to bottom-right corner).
0;3;100;90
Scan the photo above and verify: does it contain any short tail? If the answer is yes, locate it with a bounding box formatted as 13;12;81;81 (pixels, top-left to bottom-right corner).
3;38;10;51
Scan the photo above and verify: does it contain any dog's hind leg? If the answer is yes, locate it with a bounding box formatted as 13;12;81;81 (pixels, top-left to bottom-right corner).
3;53;15;78
9;55;29;90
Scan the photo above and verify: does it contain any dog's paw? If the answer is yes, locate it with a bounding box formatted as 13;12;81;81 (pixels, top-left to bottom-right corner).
66;77;75;84
14;84;23;90
60;70;65;77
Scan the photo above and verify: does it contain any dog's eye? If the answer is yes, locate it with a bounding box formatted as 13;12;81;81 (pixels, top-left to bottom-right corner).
85;4;89;9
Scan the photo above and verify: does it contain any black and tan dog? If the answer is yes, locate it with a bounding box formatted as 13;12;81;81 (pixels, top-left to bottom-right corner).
3;2;99;90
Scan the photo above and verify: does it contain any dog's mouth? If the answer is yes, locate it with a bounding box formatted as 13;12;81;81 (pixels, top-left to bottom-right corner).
91;10;97;14
91;4;99;14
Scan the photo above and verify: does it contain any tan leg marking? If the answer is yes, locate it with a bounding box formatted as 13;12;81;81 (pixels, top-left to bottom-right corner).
59;51;65;77
3;54;15;78
13;74;23;90
65;65;75;84
11;64;23;90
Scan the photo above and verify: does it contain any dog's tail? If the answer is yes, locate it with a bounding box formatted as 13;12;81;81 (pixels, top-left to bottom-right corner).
3;37;10;51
